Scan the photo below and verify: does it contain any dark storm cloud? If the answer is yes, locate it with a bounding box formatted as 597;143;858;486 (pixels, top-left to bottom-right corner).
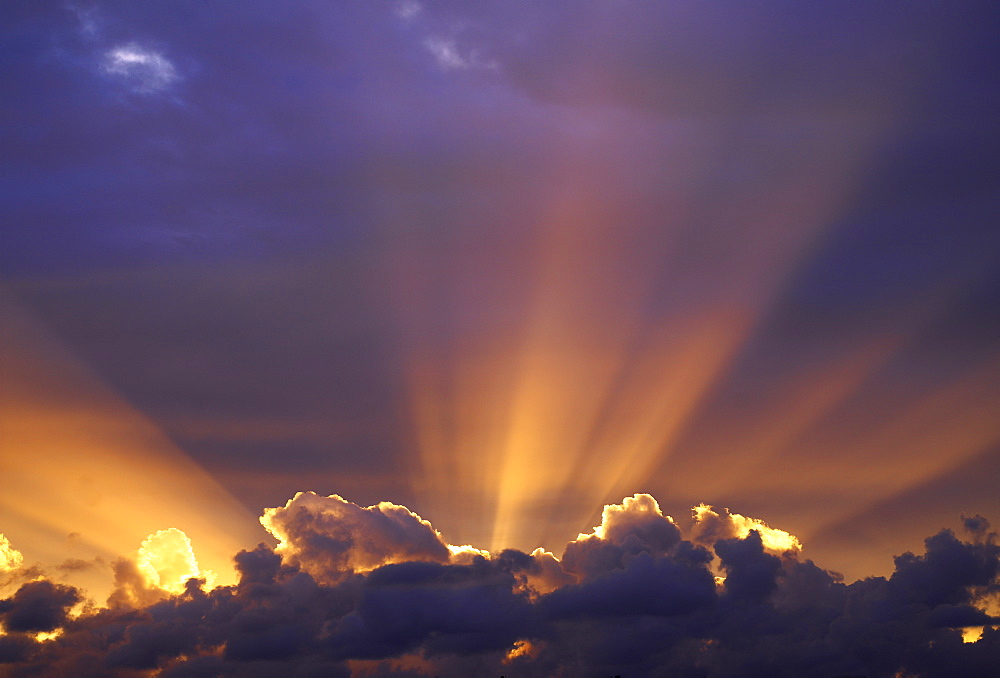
2;494;998;676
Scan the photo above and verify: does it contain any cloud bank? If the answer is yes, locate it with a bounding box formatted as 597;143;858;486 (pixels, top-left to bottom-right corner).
1;493;998;676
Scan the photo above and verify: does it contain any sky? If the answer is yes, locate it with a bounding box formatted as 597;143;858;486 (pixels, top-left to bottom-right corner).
1;1;999;675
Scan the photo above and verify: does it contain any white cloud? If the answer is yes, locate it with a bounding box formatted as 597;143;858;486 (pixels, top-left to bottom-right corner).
395;0;422;20
424;36;468;69
103;43;178;93
423;36;498;72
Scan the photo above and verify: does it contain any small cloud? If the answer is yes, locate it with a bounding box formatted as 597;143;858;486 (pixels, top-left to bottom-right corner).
424;36;467;69
394;0;422;20
423;36;497;71
54;558;98;573
68;2;102;40
102;43;178;93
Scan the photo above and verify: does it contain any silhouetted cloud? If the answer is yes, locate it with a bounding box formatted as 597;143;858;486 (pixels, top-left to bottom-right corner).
0;580;80;633
1;494;997;676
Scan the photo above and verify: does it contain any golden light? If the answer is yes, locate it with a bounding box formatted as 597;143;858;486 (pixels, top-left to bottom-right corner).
505;639;539;663
383;97;899;558
447;543;492;564
0;533;24;574
0;288;264;602
961;627;985;643
135;528;213;595
33;630;63;643
692;504;802;554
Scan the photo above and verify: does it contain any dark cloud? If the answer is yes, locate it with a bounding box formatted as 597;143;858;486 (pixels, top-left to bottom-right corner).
0;580;81;633
1;494;997;676
327;559;535;659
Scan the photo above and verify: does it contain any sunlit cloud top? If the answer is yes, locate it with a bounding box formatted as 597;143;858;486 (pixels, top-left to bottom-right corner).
0;534;24;574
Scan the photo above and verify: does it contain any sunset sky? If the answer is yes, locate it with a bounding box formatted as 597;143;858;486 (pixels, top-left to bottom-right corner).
2;2;999;675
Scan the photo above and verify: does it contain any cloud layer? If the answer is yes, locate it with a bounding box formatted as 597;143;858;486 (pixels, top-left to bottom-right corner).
1;493;997;676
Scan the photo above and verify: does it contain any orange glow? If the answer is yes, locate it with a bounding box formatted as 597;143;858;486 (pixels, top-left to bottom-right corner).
385;104;894;556
0;288;263;602
780;355;1000;530
505;639;539;663
347;653;437;676
33;629;63;643
447;543;492;564
961;627;985;643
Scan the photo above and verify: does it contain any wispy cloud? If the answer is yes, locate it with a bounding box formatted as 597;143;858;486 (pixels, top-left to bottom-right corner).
102;43;178;93
394;0;422;21
423;35;497;71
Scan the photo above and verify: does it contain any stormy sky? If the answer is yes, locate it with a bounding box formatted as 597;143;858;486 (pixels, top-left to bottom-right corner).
1;1;999;675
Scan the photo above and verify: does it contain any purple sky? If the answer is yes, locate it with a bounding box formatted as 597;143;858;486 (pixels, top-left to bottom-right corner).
2;4;1000;672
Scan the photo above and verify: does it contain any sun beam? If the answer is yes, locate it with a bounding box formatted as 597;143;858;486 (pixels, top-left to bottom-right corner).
386;99;896;555
0;287;263;602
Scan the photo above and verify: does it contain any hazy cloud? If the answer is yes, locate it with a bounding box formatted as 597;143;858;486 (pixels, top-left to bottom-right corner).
423;35;496;71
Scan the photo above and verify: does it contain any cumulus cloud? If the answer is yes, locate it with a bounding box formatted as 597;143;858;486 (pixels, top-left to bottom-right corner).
259;491;452;583
102;43;178;93
562;493;683;579
108;528;212;608
1;494;998;676
0;534;23;573
690;503;802;554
